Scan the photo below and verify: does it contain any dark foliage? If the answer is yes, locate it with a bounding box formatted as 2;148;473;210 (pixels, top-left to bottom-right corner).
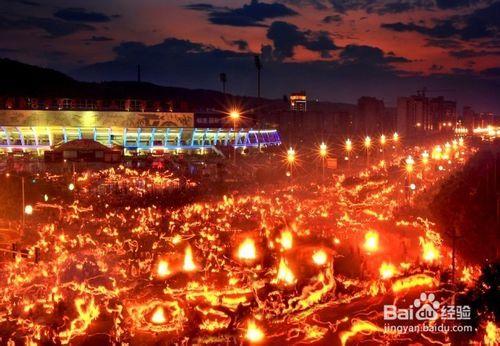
430;146;499;264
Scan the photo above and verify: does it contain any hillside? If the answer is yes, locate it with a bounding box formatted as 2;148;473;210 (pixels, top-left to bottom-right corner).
0;58;356;113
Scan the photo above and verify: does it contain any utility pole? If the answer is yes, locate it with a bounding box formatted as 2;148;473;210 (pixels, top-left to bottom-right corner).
254;55;262;98
219;73;227;94
21;176;25;228
446;226;463;287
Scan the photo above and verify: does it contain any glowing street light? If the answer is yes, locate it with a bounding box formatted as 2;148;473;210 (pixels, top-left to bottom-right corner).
68;183;75;191
421;151;429;179
364;136;371;166
380;134;387;162
405;155;415;203
364;136;371;148
345;139;353;172
421;151;429;165
405;155;415;173
380;134;386;146
287;147;296;164
319;142;327;180
319;142;327;158
393;132;399;143
286;147;296;179
229;110;241;165
229;110;240;120
345;139;352;152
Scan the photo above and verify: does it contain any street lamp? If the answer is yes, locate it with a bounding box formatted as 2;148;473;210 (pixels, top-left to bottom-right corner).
319;142;327;180
286;147;296;180
380;134;386;163
405;155;415;173
421;151;429;179
380;134;386;145
229;110;240;164
287;147;296;164
393;132;399;143
345;139;352;172
405;155;415;203
364;136;371;166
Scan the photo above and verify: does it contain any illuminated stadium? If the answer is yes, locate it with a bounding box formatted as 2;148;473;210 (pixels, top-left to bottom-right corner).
0;109;281;154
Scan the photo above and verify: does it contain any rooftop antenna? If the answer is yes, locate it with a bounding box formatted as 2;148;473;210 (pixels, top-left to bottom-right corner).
254;55;262;98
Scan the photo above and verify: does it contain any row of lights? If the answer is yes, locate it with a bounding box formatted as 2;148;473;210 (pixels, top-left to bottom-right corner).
286;133;400;164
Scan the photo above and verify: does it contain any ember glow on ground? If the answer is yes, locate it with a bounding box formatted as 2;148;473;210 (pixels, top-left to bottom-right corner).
0;137;496;345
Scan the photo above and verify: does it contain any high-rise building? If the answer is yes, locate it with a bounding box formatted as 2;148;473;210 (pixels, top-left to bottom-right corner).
462;106;477;130
397;94;456;137
290;91;307;112
430;97;456;131
357;96;385;134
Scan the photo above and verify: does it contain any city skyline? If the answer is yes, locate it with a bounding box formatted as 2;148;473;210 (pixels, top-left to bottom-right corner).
0;0;499;112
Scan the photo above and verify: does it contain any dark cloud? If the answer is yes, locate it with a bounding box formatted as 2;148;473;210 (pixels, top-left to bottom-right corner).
84;35;114;42
184;3;215;11
476;39;500;48
72;36;500;114
221;37;249;51
8;0;40;6
266;21;338;59
480;67;500;77
451;67;475;75
382;2;500;40
0;15;94;37
340;44;411;64
430;64;444;71
425;38;463;49
322;15;342;23
435;0;470;9
110;38;249;63
282;0;328;10
324;0;435;14
54;8;113;23
377;2;413;14
449;49;500;58
381;21;457;38
185;0;297;27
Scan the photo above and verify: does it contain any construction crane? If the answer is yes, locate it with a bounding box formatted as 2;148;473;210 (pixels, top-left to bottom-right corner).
416;87;455;97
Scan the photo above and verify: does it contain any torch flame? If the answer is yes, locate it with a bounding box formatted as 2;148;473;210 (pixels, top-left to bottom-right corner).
280;230;293;250
238;238;256;260
379;262;396;280
156;260;171;279
246;320;265;343
151;306;166;324
419;237;440;263
363;230;379;252
275;258;296;285
484;321;499;346
183;245;196;272
312;249;328;266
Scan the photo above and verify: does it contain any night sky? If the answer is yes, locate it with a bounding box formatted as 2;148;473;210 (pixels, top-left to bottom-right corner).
1;0;499;112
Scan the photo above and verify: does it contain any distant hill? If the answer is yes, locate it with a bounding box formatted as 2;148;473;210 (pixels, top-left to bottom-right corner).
0;58;78;96
0;58;356;114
